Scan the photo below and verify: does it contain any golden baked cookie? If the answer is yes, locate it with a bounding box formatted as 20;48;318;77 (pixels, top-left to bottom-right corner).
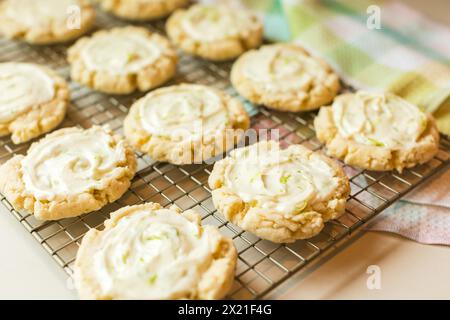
123;84;250;164
166;4;263;61
95;0;189;21
0;62;69;144
231;43;340;112
0;0;95;44
314;91;440;172
68;26;177;94
0;126;137;221
208;140;350;243
74;202;237;300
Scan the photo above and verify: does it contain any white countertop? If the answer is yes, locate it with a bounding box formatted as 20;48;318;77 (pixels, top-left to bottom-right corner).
0;206;75;299
1;0;449;300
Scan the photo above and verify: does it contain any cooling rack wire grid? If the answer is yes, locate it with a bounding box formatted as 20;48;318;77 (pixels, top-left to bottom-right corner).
0;10;449;299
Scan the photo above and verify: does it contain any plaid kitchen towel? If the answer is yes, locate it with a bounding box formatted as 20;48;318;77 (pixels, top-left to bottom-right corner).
239;0;450;135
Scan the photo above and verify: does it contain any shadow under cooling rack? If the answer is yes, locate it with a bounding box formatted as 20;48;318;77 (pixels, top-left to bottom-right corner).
0;10;449;300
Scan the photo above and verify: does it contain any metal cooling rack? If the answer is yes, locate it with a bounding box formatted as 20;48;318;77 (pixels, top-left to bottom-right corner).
0;9;449;300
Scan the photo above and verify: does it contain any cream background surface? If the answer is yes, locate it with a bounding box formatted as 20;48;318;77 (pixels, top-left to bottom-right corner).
0;0;449;299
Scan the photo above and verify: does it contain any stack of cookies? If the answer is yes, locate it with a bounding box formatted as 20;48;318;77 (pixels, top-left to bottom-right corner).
0;0;440;300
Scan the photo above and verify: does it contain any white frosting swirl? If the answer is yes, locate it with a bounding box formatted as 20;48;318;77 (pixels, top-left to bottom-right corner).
81;33;162;74
242;45;330;92
332;92;428;148
223;142;339;215
0;63;55;123
21;127;127;201
138;85;229;140
5;0;78;26
182;5;259;42
91;208;214;299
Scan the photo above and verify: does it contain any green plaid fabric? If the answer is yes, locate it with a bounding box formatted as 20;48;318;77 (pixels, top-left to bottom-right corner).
242;0;450;135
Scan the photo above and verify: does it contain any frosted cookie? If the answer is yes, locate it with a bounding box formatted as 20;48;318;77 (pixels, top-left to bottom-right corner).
74;202;237;300
208;141;350;243
0;0;95;44
0;62;69;144
231;43;340;112
166;4;263;61
124;84;250;164
68;27;177;94
95;0;189;21
314;91;440;172
0;126;137;220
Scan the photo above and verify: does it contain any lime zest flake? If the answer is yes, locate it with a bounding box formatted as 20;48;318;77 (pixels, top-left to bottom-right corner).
249;172;260;183
282;55;299;64
420;114;428;132
367;138;385;147
144;235;164;241
127;52;140;63
294;201;307;213
147;274;158;285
